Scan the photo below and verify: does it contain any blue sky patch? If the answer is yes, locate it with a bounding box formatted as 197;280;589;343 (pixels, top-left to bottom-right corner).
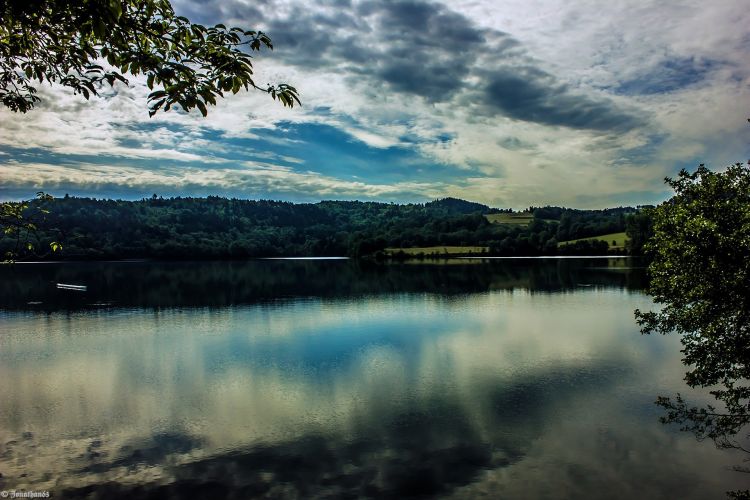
616;57;720;95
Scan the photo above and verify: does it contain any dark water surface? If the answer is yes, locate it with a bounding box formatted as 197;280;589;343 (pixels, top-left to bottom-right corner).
0;259;747;498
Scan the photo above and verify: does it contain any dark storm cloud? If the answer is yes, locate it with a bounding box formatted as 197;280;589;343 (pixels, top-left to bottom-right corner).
172;0;265;26
271;0;639;130
172;0;645;131
371;0;485;44
377;60;465;101
367;1;496;101
259;14;364;66
262;0;501;102
483;66;644;132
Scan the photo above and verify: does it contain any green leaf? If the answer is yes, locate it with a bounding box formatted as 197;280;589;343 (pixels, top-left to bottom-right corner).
196;100;207;117
108;0;123;19
94;20;106;39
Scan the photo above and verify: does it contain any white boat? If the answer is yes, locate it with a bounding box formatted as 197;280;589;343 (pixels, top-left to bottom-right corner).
56;283;87;292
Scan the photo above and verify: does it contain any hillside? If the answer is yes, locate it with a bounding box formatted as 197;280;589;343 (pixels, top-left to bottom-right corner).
1;196;642;260
558;232;629;252
485;212;534;226
425;197;495;215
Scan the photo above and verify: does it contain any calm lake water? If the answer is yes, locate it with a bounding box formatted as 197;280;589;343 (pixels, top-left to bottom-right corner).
0;258;747;498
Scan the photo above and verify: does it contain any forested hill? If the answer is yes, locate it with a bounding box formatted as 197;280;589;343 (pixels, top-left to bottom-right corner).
424;197;498;215
2;196;650;260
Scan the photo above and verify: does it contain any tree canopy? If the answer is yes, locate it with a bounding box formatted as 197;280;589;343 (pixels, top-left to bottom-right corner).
0;0;300;115
0;192;60;262
0;196;642;260
635;163;750;491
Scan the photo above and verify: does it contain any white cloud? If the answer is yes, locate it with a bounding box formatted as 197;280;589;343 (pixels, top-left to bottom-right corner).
1;0;748;207
0;160;450;201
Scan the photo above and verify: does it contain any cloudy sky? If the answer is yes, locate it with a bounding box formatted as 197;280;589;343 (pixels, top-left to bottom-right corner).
1;0;748;208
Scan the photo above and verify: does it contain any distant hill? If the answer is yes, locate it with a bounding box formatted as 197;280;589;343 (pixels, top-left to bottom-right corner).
425;197;496;215
1;196;645;260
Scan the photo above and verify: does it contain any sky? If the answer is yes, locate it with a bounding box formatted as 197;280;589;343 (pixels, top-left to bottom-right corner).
1;0;749;209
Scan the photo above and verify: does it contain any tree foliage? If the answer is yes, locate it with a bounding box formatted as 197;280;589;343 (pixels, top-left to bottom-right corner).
624;208;654;255
0;192;61;262
0;196;639;260
0;0;300;115
635;163;750;488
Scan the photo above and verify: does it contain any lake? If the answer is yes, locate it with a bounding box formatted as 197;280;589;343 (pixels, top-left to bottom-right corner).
0;258;747;498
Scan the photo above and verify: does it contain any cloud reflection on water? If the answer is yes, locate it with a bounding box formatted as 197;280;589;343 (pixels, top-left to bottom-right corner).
0;261;747;498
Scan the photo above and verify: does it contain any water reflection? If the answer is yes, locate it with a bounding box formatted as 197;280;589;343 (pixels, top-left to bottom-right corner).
0;259;746;498
0;258;645;311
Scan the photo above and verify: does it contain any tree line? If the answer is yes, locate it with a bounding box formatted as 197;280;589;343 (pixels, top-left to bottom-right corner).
0;195;652;260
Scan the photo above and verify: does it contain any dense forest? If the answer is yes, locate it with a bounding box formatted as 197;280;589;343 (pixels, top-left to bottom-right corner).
0;195;652;260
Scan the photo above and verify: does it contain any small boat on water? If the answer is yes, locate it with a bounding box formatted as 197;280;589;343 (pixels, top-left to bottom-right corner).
56;283;87;292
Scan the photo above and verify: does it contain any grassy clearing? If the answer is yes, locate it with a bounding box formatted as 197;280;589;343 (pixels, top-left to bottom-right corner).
558;231;629;250
384;246;489;256
485;212;534;225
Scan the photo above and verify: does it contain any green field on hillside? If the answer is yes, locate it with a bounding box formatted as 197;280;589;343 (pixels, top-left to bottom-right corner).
485;212;534;225
384;246;489;256
558;232;629;250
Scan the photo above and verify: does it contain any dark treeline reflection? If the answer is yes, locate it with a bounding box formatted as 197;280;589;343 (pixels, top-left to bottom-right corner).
0;258;645;311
